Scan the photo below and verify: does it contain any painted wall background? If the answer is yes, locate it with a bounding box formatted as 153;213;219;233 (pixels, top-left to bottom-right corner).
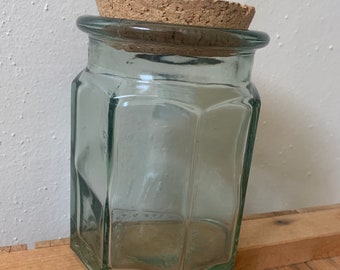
0;0;339;248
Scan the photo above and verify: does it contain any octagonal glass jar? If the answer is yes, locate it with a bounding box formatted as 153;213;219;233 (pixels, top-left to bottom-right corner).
71;15;269;270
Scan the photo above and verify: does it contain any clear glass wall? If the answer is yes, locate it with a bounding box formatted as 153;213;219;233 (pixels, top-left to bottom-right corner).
71;16;268;270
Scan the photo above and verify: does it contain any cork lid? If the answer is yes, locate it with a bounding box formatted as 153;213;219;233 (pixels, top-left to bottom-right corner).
96;0;255;30
77;15;269;57
89;1;263;56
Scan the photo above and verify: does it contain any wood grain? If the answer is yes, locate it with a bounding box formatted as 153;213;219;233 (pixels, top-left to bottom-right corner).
306;258;340;270
1;204;340;270
35;237;70;249
235;205;340;269
0;245;86;270
0;244;27;255
275;264;312;270
1;245;339;270
330;256;340;264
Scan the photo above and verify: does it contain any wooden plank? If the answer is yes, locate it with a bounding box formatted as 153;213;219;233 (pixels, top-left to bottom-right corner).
0;244;27;255
0;204;340;270
274;263;311;270
238;206;340;248
243;203;340;220
242;210;299;220
329;256;340;265
236;234;340;269
0;245;86;270
35;238;70;249
306;258;340;270
235;206;340;270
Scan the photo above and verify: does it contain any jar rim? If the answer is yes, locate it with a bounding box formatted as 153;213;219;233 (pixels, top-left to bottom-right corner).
77;15;269;54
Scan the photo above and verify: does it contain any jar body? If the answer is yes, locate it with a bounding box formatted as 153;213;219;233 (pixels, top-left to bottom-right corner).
71;17;266;270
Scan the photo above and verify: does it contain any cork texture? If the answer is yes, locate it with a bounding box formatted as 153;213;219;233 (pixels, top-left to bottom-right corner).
106;23;242;56
96;0;255;30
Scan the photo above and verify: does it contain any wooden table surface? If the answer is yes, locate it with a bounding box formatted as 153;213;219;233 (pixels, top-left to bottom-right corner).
1;204;340;270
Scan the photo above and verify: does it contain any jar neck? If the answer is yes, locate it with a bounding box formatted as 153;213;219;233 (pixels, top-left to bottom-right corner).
87;38;255;86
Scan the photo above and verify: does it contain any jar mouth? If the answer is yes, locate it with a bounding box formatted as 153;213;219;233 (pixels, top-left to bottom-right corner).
77;15;269;56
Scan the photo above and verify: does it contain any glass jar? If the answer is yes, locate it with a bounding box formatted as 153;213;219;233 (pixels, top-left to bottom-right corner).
71;15;269;270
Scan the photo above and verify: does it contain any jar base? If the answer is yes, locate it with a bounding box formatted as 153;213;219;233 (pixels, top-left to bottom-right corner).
71;233;106;270
71;231;235;270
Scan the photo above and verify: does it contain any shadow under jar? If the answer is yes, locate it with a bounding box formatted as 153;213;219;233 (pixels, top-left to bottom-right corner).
70;15;269;270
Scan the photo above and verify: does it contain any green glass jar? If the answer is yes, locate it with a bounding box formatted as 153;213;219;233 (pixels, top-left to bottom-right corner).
71;15;269;270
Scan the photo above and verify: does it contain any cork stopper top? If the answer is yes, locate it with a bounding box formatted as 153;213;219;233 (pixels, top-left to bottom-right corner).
89;1;264;56
96;0;255;30
77;15;269;54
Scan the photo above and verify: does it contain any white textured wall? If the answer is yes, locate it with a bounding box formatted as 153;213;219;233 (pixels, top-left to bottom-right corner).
0;0;339;248
244;0;340;213
0;0;97;248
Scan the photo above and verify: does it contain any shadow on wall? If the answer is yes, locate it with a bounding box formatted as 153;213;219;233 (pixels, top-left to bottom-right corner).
244;79;333;214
